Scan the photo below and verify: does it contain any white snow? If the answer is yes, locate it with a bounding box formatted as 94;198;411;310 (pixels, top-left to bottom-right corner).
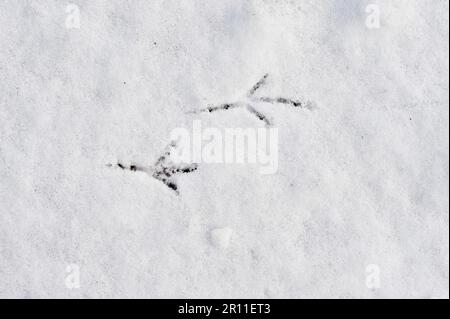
210;227;233;249
0;0;448;298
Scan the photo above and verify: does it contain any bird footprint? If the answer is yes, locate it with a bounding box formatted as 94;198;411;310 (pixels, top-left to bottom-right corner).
106;141;198;195
190;73;314;126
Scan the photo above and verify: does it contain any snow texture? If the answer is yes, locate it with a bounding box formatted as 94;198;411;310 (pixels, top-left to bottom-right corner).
0;0;448;298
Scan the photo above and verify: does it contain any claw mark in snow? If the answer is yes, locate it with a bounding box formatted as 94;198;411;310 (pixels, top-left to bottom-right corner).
245;104;272;126
196;103;242;114
247;73;269;97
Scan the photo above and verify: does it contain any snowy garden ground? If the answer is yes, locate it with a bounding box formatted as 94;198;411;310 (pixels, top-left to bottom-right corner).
0;0;448;298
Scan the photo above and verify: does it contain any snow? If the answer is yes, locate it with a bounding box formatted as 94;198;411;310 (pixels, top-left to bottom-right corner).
210;227;233;249
0;0;448;298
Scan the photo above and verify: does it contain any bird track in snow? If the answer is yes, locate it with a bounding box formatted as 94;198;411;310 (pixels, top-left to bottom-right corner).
189;73;315;126
108;73;314;195
106;141;198;195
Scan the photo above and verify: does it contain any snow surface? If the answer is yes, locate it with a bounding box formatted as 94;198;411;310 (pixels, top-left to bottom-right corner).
0;0;448;298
